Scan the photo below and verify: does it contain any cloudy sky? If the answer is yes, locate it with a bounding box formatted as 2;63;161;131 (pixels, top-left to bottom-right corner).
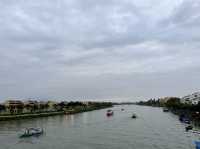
0;0;200;102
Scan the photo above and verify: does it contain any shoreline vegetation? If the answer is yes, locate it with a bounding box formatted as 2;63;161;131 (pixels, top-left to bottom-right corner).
136;97;200;126
0;101;113;121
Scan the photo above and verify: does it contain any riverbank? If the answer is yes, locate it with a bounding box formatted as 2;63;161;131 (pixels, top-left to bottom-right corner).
65;106;111;114
170;109;200;126
0;111;65;121
136;104;200;126
0;105;112;121
136;97;200;125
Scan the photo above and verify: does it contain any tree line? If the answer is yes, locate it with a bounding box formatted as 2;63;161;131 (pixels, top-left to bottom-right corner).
136;97;200;111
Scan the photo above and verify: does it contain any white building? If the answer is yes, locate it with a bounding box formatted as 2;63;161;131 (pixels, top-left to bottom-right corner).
181;92;200;105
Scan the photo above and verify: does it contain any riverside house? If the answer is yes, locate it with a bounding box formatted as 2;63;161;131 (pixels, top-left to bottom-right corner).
38;101;48;110
24;100;39;113
4;100;24;114
181;92;200;105
47;101;58;111
24;100;52;112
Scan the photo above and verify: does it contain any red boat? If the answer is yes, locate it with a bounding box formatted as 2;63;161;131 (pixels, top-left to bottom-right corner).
107;110;114;116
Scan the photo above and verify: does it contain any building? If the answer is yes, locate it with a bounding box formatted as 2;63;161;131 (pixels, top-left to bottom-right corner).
4;100;24;113
24;100;38;107
23;100;39;112
181;92;200;105
82;101;90;106
38;101;48;107
4;100;24;107
47;101;58;110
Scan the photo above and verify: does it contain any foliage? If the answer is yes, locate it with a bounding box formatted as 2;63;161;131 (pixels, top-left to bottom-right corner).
136;97;200;113
0;104;6;112
0;100;113;116
165;97;181;109
137;99;161;107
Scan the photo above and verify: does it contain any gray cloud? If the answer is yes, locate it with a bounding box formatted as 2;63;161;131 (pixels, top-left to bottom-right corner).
0;0;200;101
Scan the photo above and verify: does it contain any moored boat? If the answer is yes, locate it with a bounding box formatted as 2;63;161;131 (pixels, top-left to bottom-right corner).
185;125;193;131
194;141;200;149
179;114;191;124
163;108;169;112
19;128;44;138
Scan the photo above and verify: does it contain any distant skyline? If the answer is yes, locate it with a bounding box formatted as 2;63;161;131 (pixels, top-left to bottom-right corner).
0;0;200;102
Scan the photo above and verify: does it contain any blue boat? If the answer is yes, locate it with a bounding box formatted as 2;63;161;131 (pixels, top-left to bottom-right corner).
179;115;191;124
194;141;200;149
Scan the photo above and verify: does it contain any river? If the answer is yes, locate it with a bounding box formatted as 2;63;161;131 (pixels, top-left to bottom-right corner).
0;105;199;149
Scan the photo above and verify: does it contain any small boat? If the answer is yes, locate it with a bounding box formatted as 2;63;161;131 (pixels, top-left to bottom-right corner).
163;108;169;112
191;130;200;135
19;128;44;138
184;120;191;124
107;110;114;116
194;141;200;149
185;125;193;131
179;115;191;124
121;108;125;111
131;114;137;119
181;117;191;124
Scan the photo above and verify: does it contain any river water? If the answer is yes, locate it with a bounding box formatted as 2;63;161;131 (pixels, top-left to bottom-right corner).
0;105;199;149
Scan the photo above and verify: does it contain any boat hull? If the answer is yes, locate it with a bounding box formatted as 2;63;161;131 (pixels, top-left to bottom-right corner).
19;128;44;138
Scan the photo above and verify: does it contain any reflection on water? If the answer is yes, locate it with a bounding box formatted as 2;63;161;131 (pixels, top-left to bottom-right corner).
0;105;199;149
18;136;42;144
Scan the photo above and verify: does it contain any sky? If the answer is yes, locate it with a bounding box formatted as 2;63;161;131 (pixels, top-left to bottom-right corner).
0;0;200;102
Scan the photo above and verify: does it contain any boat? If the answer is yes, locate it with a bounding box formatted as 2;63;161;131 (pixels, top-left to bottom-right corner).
179;114;191;124
121;108;125;111
19;128;44;138
185;125;193;131
191;130;200;135
163;108;169;112
107;110;114;116
179;114;185;121
194;141;200;149
182;118;191;124
131;114;137;119
184;119;191;124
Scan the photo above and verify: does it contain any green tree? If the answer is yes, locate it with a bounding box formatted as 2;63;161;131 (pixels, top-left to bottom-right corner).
165;97;181;109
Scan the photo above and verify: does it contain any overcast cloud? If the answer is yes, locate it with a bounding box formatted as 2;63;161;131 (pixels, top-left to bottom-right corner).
0;0;200;102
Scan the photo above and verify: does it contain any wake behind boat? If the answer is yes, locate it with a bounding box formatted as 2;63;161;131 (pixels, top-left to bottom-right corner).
19;127;44;138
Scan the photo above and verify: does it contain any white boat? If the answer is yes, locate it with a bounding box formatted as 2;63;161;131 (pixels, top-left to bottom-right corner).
19;127;44;138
